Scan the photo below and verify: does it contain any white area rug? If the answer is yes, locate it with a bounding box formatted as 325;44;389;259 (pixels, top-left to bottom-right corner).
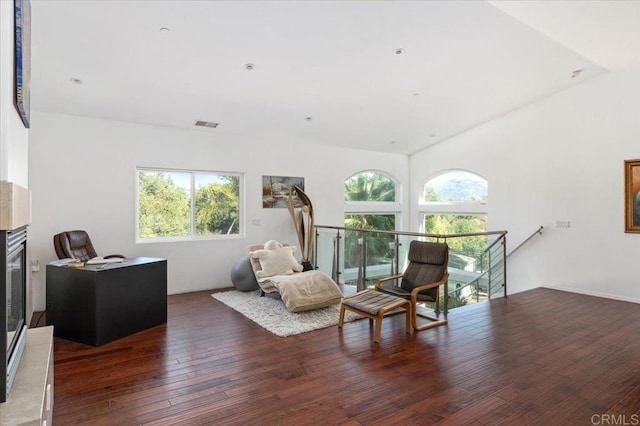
211;290;363;337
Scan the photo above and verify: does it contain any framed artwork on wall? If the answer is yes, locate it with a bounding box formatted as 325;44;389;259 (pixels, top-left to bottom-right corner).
15;0;31;128
624;159;640;233
262;176;305;208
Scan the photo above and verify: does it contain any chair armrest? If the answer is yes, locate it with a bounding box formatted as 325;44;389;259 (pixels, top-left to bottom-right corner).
374;274;405;289
410;272;449;299
105;254;126;259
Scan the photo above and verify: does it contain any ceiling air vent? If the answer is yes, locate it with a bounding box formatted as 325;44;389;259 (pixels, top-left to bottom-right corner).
193;120;219;128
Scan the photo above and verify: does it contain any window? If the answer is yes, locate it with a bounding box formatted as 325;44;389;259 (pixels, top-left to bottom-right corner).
344;171;400;227
137;168;242;241
344;171;397;203
421;170;488;273
423;170;487;204
343;171;401;275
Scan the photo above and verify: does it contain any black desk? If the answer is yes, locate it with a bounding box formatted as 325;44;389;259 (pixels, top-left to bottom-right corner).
46;257;167;346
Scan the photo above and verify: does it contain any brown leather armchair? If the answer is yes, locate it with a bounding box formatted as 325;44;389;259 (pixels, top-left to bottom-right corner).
375;240;449;331
53;230;124;262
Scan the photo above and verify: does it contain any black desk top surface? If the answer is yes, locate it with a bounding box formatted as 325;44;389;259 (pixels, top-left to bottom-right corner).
48;257;166;272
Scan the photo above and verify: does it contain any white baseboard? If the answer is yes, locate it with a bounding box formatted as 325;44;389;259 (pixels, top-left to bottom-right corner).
542;285;640;305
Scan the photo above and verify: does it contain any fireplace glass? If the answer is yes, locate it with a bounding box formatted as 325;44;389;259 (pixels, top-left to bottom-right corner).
1;227;28;402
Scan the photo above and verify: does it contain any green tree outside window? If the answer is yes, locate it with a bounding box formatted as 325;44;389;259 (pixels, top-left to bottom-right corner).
138;169;241;240
344;172;398;269
344;172;396;202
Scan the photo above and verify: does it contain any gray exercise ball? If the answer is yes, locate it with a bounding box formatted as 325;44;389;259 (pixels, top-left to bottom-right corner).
230;256;259;292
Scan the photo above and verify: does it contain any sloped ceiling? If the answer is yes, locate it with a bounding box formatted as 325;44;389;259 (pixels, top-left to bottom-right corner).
489;0;640;71
29;1;638;155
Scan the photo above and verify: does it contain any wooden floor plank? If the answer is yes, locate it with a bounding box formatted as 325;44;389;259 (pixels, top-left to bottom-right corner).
41;287;640;425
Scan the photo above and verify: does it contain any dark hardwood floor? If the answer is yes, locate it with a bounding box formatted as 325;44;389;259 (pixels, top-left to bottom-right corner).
39;287;640;425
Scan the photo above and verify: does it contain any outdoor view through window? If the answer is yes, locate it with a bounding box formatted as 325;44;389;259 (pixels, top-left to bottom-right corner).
137;169;241;240
344;171;398;269
423;170;488;269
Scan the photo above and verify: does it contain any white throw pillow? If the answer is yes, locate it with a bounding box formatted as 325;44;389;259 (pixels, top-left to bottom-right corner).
251;242;303;278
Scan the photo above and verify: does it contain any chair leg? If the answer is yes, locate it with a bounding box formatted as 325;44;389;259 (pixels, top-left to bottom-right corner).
338;303;346;328
374;313;383;343
404;302;412;335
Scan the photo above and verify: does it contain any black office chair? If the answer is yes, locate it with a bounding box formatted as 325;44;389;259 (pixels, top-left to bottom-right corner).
53;230;124;262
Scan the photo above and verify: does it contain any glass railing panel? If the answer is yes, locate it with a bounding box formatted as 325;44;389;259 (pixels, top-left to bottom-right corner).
396;234;412;275
314;228;337;280
341;227;361;288
488;236;506;299
314;225;508;312
359;231;394;289
441;233;484;310
444;233;506;310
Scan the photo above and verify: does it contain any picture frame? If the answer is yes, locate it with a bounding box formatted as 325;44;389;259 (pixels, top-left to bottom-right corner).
262;176;305;208
14;0;31;128
624;159;640;233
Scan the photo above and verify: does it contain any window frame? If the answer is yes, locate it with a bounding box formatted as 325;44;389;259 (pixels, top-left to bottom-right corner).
344;170;402;220
135;167;244;243
419;170;488;233
343;171;402;270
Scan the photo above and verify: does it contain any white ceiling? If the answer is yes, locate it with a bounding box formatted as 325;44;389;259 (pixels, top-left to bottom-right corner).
29;1;640;155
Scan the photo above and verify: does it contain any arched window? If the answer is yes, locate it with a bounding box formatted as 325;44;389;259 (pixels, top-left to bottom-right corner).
423;170;487;204
344;171;400;232
420;170;488;274
344;171;397;202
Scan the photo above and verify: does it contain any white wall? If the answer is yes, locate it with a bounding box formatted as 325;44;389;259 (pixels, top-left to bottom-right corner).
1;0;31;321
410;70;640;302
0;0;29;185
28;112;409;310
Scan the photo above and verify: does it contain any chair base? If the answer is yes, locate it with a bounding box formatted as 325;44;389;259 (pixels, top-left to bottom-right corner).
413;310;448;331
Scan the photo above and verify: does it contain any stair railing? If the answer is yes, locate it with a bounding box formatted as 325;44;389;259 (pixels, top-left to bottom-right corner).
448;231;507;302
449;225;544;301
507;225;544;258
314;225;508;312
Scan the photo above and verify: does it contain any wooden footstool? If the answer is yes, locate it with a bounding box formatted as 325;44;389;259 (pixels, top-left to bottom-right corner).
338;289;411;343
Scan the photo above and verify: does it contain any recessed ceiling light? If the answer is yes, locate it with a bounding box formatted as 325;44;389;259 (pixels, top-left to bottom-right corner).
69;78;82;85
571;69;583;78
244;63;255;71
389;140;397;145
305;116;312;121
429;134;436;138
413;93;420;98
159;27;170;33
394;48;405;56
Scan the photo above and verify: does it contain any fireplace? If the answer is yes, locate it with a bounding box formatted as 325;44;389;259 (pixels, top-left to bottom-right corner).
0;226;28;402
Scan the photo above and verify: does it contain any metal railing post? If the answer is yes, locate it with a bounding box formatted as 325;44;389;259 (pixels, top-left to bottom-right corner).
360;234;367;291
314;229;318;270
388;239;396;276
332;230;342;283
356;236;363;291
488;249;492;300
443;279;448;315
355;231;370;291
502;235;507;298
394;234;400;276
